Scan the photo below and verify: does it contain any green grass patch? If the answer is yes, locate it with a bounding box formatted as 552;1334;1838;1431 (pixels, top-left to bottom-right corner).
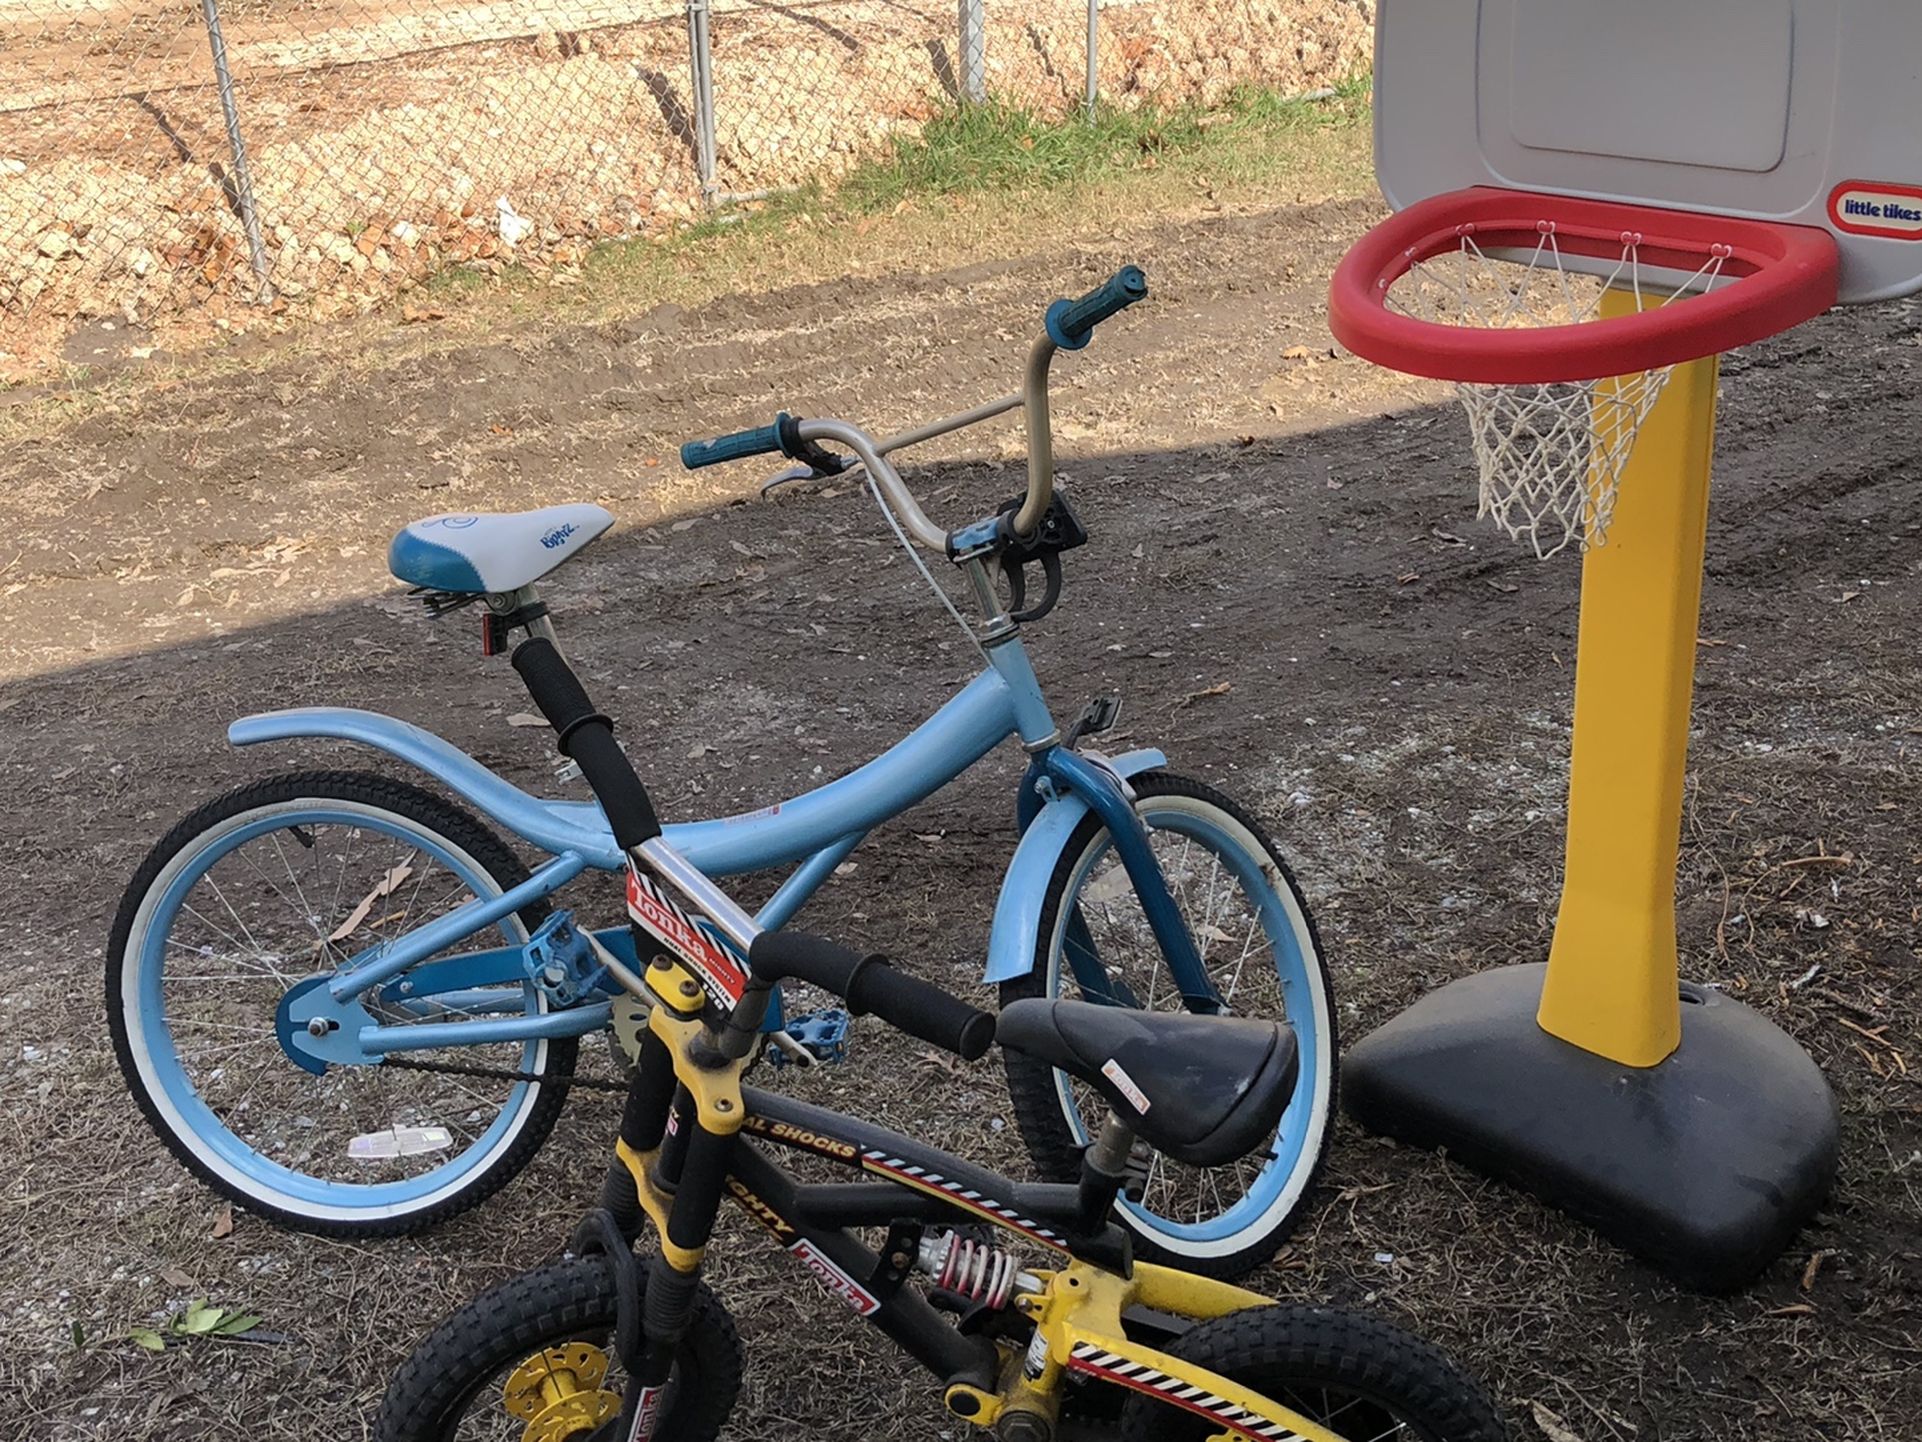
838;79;1371;211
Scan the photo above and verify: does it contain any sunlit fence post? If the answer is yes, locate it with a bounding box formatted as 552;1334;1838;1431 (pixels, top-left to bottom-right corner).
686;0;718;205
197;0;272;301
958;0;985;104
1084;0;1098;119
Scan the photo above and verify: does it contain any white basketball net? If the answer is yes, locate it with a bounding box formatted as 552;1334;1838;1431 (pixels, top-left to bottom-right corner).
1390;226;1729;559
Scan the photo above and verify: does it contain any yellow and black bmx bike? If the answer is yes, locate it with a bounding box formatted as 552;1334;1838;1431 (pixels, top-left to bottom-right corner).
374;630;1503;1442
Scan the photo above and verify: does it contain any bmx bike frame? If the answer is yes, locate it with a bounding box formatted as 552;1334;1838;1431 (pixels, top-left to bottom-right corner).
586;965;1340;1442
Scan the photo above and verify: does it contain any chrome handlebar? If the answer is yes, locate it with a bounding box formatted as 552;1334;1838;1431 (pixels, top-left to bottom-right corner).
688;266;1147;553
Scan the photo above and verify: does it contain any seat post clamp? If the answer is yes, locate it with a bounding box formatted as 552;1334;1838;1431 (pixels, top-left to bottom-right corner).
481;599;551;656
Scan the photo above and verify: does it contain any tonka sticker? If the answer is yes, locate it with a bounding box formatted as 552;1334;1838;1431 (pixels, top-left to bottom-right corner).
789;1238;880;1315
625;866;748;1009
1828;181;1922;240
1101;1057;1152;1115
626;1384;665;1442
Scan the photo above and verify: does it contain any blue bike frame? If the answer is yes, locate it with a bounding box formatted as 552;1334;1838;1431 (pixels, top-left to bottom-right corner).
236;631;1209;1063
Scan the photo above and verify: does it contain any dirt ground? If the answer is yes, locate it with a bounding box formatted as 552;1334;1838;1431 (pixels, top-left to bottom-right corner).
2;180;1919;1441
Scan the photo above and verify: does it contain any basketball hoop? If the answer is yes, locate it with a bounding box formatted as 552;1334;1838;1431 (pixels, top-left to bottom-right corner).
1329;188;1838;557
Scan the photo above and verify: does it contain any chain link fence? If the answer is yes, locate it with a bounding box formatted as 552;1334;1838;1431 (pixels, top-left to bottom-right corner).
1;0;1371;375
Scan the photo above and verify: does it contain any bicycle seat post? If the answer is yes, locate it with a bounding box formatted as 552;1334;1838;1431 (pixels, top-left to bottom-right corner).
1075;1111;1135;1234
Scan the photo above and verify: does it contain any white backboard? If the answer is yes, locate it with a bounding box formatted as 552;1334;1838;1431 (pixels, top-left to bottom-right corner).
1373;0;1922;304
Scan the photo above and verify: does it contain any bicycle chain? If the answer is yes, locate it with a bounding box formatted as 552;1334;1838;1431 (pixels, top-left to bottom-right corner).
382;1053;630;1094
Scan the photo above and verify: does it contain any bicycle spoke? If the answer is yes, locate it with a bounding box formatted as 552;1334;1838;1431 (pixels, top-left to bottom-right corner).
139;812;552;1190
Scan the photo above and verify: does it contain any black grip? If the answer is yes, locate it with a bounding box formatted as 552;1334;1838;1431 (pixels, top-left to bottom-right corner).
511;638;661;848
510;635;604;745
748;931;995;1061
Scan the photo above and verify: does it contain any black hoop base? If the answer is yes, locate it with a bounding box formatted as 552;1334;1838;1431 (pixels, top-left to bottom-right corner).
1342;963;1838;1293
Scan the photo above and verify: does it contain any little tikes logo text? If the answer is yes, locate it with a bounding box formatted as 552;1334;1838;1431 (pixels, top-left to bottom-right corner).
1828;181;1922;240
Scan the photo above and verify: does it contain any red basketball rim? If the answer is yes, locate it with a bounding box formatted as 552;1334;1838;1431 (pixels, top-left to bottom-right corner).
1328;187;1840;385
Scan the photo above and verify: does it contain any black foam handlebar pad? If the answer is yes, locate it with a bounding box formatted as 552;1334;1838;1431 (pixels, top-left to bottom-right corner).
511;636;603;744
748;931;995;1061
511;638;661;848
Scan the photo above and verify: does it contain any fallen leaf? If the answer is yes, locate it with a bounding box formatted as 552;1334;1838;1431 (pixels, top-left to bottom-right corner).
180;1301;225;1333
506;712;548;728
327;863;414;942
1281;344;1314;361
1765;1302;1816;1317
1529;1401;1586;1442
210;1206;234;1240
400;304;445;324
1800;1249;1831;1291
159;1266;196;1289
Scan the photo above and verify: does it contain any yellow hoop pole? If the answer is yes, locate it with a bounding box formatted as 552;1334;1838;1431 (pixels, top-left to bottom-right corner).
1537;288;1720;1067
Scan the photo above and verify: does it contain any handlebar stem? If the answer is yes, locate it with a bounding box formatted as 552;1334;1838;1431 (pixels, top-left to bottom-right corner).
1014;334;1060;538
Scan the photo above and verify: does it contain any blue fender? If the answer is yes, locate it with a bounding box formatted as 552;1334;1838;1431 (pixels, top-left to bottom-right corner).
228;708;626;870
981;748;1165;985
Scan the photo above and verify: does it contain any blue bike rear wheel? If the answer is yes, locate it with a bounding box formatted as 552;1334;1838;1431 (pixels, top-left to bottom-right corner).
106;772;580;1236
1000;771;1336;1279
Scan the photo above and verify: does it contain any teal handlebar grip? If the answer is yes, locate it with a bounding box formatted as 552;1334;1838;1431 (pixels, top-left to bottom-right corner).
1045;265;1148;351
681;412;790;469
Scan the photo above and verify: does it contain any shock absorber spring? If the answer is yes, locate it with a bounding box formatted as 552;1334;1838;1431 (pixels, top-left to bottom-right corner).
915;1230;1032;1309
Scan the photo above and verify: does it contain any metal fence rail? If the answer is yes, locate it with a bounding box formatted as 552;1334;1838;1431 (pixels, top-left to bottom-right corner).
0;0;1372;372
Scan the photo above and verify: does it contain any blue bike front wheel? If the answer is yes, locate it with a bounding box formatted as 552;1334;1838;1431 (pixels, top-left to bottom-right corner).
106;772;578;1236
1000;771;1336;1279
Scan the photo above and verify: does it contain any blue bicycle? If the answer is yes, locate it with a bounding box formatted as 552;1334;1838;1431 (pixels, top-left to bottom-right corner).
105;267;1337;1277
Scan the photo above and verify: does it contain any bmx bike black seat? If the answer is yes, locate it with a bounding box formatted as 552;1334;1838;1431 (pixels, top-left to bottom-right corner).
997;999;1298;1169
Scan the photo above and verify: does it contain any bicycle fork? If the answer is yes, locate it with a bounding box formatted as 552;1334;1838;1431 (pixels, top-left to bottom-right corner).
1021;745;1221;1014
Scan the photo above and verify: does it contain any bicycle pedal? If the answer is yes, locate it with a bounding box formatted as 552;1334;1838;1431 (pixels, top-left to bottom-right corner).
767;1008;852;1068
1064;692;1122;749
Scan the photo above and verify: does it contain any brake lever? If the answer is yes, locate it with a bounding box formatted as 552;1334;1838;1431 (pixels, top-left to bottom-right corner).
1000;550;1065;624
992;488;1086;625
759;436;853;498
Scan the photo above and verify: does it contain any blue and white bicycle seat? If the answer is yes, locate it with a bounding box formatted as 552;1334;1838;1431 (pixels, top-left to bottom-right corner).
388;504;615;594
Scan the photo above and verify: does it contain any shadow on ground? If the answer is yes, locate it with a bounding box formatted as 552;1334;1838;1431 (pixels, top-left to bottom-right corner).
2;226;1919;1440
